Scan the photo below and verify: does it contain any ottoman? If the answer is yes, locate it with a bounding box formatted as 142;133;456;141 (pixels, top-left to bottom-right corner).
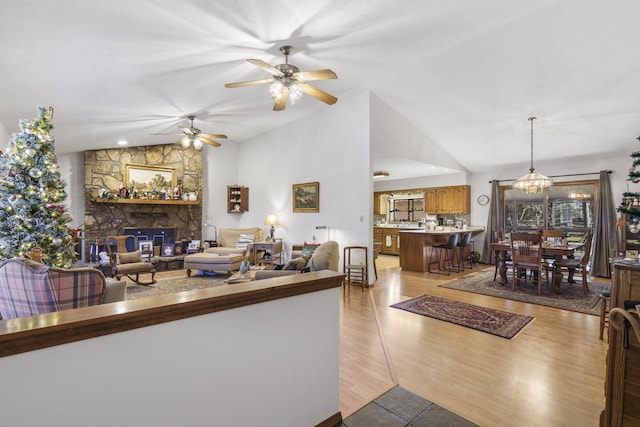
184;253;244;276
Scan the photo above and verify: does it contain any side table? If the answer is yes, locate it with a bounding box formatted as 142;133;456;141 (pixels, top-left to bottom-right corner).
253;240;283;268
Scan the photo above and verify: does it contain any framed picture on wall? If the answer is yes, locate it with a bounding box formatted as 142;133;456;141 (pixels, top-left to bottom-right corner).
125;163;177;193
292;181;319;213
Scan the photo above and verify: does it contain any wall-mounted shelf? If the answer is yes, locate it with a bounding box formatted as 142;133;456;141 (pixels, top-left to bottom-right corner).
95;198;200;206
227;185;249;213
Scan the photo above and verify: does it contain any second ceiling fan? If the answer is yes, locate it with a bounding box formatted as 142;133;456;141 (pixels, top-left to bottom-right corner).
153;115;227;149
225;45;338;111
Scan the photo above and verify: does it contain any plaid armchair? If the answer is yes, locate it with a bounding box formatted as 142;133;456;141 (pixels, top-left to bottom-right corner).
0;257;126;320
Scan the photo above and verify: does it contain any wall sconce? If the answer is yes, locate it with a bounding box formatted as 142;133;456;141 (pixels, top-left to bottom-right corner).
265;214;279;241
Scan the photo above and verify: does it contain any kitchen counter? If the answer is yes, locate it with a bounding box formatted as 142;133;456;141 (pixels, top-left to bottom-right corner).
374;225;423;229
398;227;484;272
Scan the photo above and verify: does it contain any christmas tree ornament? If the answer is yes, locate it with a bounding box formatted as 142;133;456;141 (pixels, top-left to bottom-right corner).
25;148;36;157
52;237;63;246
28;168;43;178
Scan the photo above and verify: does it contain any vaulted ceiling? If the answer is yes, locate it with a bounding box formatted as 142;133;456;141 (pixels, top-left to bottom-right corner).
1;0;638;180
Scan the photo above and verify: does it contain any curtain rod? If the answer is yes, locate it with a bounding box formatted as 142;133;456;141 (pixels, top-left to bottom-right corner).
489;170;612;184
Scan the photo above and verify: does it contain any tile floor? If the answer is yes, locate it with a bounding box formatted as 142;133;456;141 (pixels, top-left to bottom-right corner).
338;386;478;427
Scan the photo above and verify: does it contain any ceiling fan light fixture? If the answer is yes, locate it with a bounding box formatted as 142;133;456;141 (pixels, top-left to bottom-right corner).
289;84;303;105
269;81;284;99
513;116;552;194
181;135;192;149
193;138;204;150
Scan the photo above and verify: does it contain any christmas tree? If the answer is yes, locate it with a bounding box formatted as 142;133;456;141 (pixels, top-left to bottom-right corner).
0;106;77;268
618;136;640;220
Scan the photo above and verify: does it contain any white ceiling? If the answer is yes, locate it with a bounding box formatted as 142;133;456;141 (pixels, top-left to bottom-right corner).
1;0;639;179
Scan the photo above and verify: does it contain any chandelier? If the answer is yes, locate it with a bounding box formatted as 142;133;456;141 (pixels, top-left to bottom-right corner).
513;116;553;194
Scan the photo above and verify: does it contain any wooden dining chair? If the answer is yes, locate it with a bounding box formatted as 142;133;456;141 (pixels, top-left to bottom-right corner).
510;231;545;294
553;229;594;295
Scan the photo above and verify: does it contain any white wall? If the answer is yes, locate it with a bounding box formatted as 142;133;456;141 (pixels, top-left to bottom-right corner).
370;94;467;173
0;121;9;148
0;287;341;426
373;171;468;192
205;91;373;269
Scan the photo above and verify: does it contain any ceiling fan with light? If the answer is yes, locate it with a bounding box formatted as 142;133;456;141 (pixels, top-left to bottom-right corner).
225;45;338;111
152;115;227;149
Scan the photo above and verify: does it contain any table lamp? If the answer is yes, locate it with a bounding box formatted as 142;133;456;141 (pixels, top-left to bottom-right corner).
265;214;279;241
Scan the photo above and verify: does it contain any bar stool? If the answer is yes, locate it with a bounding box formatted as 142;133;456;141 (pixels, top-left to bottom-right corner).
456;232;473;270
429;233;459;275
343;246;368;292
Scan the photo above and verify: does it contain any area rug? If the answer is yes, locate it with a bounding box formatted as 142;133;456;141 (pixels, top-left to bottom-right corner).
391;295;533;339
439;269;607;315
125;273;231;300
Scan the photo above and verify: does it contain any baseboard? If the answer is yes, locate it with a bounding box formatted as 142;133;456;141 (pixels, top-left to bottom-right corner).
314;411;342;427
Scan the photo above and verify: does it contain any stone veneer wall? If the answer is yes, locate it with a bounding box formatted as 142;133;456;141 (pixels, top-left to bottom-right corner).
83;144;203;255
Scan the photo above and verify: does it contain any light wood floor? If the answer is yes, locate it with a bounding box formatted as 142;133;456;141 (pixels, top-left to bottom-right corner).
152;258;608;426
339;255;608;427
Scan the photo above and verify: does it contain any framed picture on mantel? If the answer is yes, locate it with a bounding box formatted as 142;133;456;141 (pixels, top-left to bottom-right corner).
125;163;177;193
293;181;319;213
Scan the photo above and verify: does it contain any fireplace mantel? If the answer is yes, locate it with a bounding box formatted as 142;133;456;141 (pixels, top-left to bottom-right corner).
95;198;200;206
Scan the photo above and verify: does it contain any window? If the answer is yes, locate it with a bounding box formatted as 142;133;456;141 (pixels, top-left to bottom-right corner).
502;180;597;238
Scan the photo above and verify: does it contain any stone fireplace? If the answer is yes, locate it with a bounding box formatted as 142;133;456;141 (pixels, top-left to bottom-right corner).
83;144;203;259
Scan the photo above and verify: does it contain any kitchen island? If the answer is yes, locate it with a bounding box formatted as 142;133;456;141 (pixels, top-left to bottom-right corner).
399;227;484;272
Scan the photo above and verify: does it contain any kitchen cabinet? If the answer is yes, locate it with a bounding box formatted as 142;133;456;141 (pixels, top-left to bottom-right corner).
373;192;381;215
373;228;383;246
382;229;400;255
426;185;470;214
424;189;437;214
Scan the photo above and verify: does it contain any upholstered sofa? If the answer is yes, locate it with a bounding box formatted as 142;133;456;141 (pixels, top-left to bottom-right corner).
0;257;126;320
254;241;339;280
202;227;264;263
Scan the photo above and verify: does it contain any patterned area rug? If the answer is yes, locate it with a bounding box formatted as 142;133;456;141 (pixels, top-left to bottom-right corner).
439;269;607;315
125;273;231;300
391;295;533;339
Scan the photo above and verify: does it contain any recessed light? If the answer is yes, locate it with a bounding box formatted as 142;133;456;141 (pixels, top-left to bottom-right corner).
373;171;390;178
117;140;128;146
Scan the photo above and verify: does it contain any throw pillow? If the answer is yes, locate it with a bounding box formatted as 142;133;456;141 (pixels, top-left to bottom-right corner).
301;243;321;257
117;250;142;264
236;233;255;249
284;256;309;270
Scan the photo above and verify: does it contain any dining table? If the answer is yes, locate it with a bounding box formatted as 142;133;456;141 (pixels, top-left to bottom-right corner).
489;240;585;292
